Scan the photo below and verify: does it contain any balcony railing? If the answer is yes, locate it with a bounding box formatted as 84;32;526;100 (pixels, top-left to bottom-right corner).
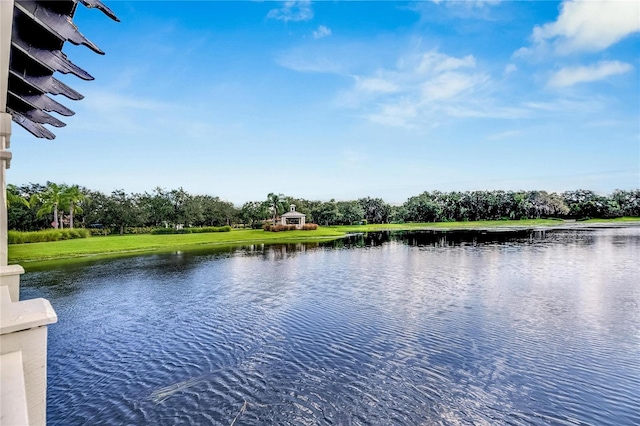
1;265;58;425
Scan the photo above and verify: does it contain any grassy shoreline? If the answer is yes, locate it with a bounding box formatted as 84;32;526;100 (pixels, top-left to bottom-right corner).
8;218;640;265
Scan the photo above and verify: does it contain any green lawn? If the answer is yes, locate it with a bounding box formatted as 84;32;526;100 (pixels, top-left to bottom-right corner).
581;217;640;223
8;228;345;264
9;218;640;265
329;217;640;233
326;219;567;233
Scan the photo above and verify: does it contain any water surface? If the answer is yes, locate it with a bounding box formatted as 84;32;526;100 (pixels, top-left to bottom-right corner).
21;228;640;425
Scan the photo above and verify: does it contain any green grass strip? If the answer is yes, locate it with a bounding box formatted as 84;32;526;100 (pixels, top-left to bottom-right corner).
581;217;640;223
8;228;345;264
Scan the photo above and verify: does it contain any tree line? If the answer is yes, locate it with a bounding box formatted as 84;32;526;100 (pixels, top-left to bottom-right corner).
7;183;640;233
8;184;236;234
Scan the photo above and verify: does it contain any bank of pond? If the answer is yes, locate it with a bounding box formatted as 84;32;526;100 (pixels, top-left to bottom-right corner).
8;217;640;266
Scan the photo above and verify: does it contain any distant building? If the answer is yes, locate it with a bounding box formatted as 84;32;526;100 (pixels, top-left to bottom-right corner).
281;204;306;229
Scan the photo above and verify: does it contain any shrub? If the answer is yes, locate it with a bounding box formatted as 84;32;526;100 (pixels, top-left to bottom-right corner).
264;223;318;232
188;226;231;233
150;228;178;235
150;226;231;235
8;228;91;244
264;224;286;232
124;227;155;234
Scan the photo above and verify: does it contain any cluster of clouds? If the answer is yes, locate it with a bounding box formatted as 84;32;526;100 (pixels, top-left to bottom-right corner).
527;0;639;55
268;1;332;40
268;0;638;128
548;61;634;88
266;1;313;23
518;0;639;88
343;50;493;127
312;25;331;40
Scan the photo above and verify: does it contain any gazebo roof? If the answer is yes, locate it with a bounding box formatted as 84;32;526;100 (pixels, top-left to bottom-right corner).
281;211;305;218
282;204;305;218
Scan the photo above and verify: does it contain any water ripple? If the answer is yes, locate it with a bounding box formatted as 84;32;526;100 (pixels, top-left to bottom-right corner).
17;228;640;425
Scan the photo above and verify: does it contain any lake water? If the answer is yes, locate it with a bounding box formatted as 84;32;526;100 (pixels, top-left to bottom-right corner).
21;227;640;425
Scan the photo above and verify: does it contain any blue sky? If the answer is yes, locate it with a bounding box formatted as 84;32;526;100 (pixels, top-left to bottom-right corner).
9;0;640;205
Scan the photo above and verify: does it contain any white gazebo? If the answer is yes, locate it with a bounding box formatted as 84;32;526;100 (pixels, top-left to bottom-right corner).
281;204;306;229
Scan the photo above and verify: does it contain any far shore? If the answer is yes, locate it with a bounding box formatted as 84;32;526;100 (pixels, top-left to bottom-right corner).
327;217;640;233
9;217;640;267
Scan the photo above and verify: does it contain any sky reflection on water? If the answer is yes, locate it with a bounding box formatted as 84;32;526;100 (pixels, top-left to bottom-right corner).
20;228;640;425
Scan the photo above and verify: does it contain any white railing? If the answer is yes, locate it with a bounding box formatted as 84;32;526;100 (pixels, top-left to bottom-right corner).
2;2;58;423
1;265;58;426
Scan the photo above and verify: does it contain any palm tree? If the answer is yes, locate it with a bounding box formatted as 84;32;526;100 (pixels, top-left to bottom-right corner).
31;182;65;229
6;184;30;208
266;193;287;225
61;185;85;229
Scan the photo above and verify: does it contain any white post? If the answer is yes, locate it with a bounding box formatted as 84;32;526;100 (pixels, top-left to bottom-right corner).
1;298;58;425
0;0;14;267
0;113;10;266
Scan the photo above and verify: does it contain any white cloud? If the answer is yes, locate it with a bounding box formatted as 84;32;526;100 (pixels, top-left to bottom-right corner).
267;1;313;22
341;50;491;127
466;0;502;6
548;61;633;87
421;72;479;101
416;0;502;20
428;1;502;8
504;63;517;75
67;89;174;137
354;76;399;94
277;52;346;74
530;0;640;55
276;41;373;75
368;102;418;128
486;130;523;141
313;25;331;39
82;90;169;113
412;51;476;74
522;97;605;114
